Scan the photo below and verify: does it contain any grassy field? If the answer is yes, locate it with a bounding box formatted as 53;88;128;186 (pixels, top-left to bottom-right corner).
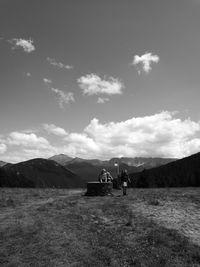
0;187;200;267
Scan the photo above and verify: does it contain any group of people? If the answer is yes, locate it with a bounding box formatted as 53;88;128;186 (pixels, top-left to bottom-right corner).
98;169;113;183
98;168;130;195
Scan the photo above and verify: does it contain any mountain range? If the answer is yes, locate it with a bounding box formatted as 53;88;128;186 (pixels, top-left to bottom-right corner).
49;154;176;168
49;154;176;181
1;153;200;188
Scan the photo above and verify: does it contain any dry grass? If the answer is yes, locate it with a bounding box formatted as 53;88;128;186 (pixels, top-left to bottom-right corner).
0;187;200;266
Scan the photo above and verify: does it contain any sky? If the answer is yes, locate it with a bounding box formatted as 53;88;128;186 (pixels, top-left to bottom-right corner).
1;0;200;162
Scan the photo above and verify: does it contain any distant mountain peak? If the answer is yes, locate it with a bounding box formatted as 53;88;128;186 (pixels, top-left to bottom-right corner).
49;154;73;165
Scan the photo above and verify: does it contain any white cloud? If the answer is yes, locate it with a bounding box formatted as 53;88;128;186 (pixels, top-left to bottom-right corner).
77;74;124;96
9;38;35;53
2;111;200;162
47;57;73;70
62;111;200;159
1;147;58;164
2;131;56;163
63;133;100;157
132;52;160;73
97;97;110;104
51;88;75;108
43;78;52;85
26;72;31;77
0;144;7;154
43;124;68;137
8;132;49;149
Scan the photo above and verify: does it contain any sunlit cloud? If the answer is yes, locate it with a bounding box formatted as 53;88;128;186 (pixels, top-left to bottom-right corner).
51;88;75;108
43;124;68;137
2;131;57;163
9;38;35;53
78;73;124;96
7;132;49;149
63;111;200;159
132;52;160;74
47;57;73;70
2;111;200;163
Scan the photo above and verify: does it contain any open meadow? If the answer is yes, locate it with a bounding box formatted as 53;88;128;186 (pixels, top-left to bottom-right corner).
0;187;200;267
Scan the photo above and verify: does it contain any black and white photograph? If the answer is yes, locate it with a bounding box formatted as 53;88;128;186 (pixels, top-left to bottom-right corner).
1;0;200;266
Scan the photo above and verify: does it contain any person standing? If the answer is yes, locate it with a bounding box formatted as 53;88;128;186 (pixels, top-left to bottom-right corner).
120;169;130;196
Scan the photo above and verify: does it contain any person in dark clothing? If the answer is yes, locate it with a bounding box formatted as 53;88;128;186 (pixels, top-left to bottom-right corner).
120;169;130;196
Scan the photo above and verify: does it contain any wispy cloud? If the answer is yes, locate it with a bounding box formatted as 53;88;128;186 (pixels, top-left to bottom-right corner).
9;38;35;53
26;72;31;77
132;52;160;74
43;78;52;85
43;124;68;137
47;57;73;70
97;97;110;104
51;88;75;108
77;74;124;96
43;78;74;108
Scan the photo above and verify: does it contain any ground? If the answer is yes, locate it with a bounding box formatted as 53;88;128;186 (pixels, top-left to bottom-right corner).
0;187;200;267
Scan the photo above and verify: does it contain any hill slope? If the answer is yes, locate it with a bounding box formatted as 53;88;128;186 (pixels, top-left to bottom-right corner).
0;160;7;167
1;158;84;188
130;152;200;187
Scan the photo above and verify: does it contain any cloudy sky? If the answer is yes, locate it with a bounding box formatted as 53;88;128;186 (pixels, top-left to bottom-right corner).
1;0;200;162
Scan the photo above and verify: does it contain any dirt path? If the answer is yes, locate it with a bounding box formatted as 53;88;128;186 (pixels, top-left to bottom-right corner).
131;199;200;246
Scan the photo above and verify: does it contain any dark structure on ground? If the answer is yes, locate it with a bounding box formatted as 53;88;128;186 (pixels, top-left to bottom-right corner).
85;182;113;196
